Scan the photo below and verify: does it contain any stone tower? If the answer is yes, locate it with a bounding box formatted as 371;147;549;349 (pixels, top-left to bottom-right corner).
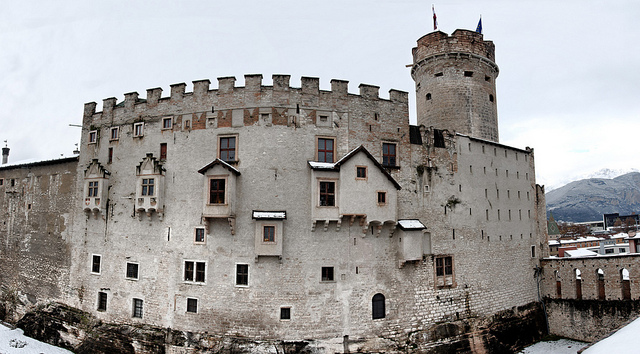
411;29;500;142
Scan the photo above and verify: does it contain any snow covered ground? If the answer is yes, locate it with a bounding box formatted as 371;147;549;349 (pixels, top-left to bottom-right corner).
0;324;71;354
518;338;588;354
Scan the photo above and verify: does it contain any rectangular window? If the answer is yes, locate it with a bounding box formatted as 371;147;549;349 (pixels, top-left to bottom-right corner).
88;181;99;197
236;264;249;286
263;225;275;243
88;130;97;144
108;147;113;164
132;298;143;318
280;307;291;320
184;261;206;283
321;266;334;282
195;228;206;243
356;166;367;179
110;127;119;140
377;191;386;205
133;122;144;137
186;298;198;313
209;178;226;204
219;136;237;162
97;292;107;311
319;181;335;206
317;137;334;163
531;246;536;258
91;254;101;274
0;179;3;186
160;143;167;160
162;117;173;129
126;262;139;280
382;143;397;167
434;129;445;148
435;256;453;277
141;178;155;196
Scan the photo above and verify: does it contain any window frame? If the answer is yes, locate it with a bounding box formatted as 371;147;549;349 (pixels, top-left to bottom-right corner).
133;122;144;137
377;191;387;206
321;266;335;282
126;262;139;280
263;225;276;243
160;143;167;160
87;181;99;198
184;260;206;284
318;180;337;207
88;130;98;144
382;142;397;167
372;293;386;320
186;298;198;313
280;307;291;321
316;137;335;163
218;135;238;163
91;254;102;274
141;178;155;196
236;263;249;287
356;166;367;180
434;255;455;288
132;298;143;318
97;292;108;311
194;227;206;244
110;127;119;141
162;117;173;130
208;177;227;205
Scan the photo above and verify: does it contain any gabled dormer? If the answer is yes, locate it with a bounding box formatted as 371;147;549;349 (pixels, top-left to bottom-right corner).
135;153;165;220
83;159;110;217
198;159;240;235
308;145;401;234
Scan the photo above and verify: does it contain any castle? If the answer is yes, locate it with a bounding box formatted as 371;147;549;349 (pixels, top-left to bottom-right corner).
0;29;549;353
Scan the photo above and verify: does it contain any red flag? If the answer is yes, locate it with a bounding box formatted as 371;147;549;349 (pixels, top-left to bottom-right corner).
432;5;438;30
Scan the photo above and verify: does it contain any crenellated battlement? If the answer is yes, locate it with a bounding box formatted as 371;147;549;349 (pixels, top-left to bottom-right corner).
83;75;408;120
412;29;496;67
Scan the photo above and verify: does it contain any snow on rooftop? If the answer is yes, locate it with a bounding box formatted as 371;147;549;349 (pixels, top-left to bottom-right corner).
0;324;72;353
0;155;77;169
252;211;286;219
582;316;640;353
308;161;336;169
398;219;426;230
565;249;598;258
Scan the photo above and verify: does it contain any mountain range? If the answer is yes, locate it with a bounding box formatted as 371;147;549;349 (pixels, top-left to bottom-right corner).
545;172;640;223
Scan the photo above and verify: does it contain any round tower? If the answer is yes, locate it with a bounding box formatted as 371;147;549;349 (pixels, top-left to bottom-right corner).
411;29;499;142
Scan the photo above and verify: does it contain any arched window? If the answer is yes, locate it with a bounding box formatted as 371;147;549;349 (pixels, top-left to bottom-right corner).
621;268;631;300
597;269;605;300
372;293;385;320
575;269;582;300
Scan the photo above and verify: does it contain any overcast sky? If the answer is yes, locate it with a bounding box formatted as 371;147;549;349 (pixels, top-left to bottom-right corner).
1;1;638;190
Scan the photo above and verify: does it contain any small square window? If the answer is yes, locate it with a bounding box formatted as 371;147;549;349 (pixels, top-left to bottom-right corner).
97;292;108;311
356;166;367;179
319;115;328;122
195;228;206;243
236;264;249;286
88;130;97;144
132;298;143;318
133;122;144;137
280;307;291;320
110;127;119;140
91;254;101;274
377;191;387;205
162;117;173;129
263;225;275;243
126;262;139;280
187;298;198;313
321;266;334;282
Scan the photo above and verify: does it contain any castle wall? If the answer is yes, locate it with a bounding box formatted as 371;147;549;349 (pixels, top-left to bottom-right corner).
0;158;76;320
66;73;544;349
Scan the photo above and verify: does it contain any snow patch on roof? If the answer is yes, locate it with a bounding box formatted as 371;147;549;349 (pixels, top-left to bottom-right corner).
398;219;426;230
252;211;286;219
565;249;598;258
308;161;336;169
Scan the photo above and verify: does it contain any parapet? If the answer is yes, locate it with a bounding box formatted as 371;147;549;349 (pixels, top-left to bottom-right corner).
83;75;408;119
412;29;496;64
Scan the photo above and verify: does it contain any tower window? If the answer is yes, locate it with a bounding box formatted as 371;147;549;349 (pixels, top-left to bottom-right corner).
426;93;432;100
280;307;291;320
485;75;491;81
434;72;443;77
464;71;474;77
489;94;494;102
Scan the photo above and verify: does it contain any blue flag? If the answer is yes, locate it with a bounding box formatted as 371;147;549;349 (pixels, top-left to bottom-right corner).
476;17;482;34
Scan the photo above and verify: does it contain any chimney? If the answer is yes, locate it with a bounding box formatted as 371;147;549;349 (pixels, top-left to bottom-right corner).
2;145;9;165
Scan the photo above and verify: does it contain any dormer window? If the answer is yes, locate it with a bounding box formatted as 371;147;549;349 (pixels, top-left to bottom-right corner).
83;159;110;216
319;181;336;207
209;178;226;204
141;178;155;196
